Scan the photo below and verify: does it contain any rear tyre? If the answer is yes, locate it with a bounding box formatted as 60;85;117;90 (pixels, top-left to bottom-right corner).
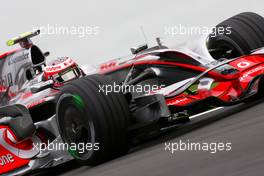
56;74;130;165
208;12;264;59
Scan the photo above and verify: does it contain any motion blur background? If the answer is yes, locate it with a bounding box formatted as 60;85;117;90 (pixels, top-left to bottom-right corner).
0;0;263;65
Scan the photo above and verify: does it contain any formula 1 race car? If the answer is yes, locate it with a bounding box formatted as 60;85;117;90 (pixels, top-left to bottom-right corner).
1;11;264;175
56;12;264;165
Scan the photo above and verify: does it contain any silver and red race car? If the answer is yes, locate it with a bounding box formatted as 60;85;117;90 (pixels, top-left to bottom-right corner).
1;12;264;175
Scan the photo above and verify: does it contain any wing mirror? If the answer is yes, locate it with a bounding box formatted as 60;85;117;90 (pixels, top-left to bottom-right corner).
131;44;148;54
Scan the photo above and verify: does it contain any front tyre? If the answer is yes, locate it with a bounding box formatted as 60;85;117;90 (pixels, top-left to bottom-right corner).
56;74;130;165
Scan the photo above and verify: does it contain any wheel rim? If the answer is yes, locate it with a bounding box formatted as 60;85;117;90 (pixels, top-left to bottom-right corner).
215;40;244;58
57;94;96;160
208;35;245;59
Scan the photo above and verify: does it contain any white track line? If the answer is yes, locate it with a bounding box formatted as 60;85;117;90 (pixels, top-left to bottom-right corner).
189;107;224;119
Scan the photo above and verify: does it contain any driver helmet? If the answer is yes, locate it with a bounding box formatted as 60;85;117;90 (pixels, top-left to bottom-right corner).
43;57;83;83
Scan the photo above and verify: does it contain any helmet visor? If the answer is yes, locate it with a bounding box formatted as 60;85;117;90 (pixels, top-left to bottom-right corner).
54;66;81;83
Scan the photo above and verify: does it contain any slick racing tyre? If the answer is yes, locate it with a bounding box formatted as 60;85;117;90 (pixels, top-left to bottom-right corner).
208;12;264;59
56;74;130;165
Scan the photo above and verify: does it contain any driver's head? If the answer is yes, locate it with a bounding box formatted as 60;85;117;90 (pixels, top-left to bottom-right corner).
43;57;83;83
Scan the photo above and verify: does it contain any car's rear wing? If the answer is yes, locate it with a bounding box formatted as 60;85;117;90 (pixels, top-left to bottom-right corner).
6;30;40;48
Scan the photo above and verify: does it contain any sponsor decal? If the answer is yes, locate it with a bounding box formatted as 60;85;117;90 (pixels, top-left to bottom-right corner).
237;61;250;68
240;66;264;81
100;61;117;70
45;58;74;73
8;53;29;65
0;154;14;166
46;65;62;72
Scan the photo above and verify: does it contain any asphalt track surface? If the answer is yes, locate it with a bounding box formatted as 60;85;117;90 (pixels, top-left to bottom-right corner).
34;99;264;176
